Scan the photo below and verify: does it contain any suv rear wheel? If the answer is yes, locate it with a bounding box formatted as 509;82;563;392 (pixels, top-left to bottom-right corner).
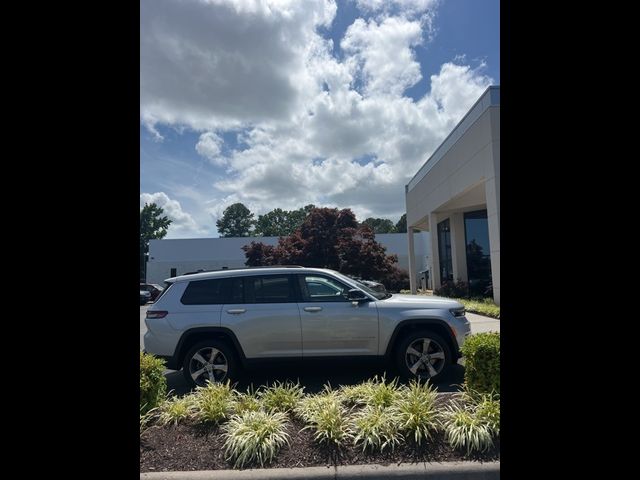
395;330;451;382
182;339;238;388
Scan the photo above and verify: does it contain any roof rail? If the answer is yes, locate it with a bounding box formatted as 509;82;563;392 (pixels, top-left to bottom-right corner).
181;265;305;275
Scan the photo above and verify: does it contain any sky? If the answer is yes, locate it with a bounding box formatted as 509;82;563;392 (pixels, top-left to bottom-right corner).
140;0;500;238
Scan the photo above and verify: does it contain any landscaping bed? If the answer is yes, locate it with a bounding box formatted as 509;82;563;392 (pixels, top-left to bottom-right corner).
140;391;499;472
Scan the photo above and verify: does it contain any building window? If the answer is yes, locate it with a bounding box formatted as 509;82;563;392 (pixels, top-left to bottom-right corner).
464;210;492;297
437;219;453;282
170;268;177;277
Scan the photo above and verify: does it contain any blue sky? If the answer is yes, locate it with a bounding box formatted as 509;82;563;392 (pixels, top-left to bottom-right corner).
141;0;499;238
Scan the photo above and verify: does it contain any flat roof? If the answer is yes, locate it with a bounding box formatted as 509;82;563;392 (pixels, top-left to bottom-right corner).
406;85;499;192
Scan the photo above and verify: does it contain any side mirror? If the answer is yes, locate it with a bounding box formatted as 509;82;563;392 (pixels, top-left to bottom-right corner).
347;289;369;301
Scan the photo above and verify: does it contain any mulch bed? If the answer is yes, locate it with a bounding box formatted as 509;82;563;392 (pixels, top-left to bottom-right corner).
140;393;499;472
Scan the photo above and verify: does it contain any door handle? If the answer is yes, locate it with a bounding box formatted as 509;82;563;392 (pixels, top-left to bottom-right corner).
226;309;246;314
304;306;323;312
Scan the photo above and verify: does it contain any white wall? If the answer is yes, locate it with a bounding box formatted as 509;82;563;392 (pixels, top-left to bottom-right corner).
405;86;499;304
146;233;430;285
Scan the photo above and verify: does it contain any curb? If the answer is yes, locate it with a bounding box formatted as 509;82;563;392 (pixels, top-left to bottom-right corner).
141;461;500;480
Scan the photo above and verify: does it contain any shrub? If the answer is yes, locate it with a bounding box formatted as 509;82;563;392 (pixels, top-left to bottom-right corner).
380;268;410;293
394;380;440;445
456;298;500;319
352;406;403;452
434;279;469;298
157;394;198;426
223;410;290;468
441;403;494;455
460;332;500;394
140;352;167;414
193;381;235;424
258;381;304;413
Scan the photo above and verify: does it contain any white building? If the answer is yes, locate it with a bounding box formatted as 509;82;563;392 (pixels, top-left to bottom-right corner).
146;232;431;285
405;86;500;305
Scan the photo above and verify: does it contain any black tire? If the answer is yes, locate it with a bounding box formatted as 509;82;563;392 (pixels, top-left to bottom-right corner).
182;339;239;388
394;330;452;382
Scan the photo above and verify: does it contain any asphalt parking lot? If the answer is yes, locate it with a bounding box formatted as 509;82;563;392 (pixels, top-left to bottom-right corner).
140;305;499;396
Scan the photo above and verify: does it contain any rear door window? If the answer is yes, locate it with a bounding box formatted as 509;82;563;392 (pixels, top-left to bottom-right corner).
245;275;295;303
181;279;225;305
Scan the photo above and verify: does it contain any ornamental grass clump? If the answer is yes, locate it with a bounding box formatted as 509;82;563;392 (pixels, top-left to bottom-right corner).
193;381;235;424
441;403;494;455
473;394;500;436
297;389;354;448
232;389;262;415
339;380;374;407
367;375;402;409
394;380;440;445
339;375;401;409
258;381;304;413
222;410;290;468
156;394;198;426
295;387;343;423
352;406;403;453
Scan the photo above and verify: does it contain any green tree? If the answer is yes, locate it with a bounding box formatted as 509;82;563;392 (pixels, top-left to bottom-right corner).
243;207;408;290
140;203;172;280
395;213;407;233
254;204;316;237
216;203;255;237
362;217;397;234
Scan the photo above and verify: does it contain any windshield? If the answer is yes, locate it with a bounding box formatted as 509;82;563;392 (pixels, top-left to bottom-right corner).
330;270;391;300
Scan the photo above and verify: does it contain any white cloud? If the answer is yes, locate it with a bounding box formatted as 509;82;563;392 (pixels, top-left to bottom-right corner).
196;132;226;166
140;0;494;229
140;192;206;236
140;0;337;132
354;0;439;19
341;16;423;96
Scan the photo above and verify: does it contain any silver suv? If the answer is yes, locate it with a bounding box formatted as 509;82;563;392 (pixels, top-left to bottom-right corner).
144;267;471;387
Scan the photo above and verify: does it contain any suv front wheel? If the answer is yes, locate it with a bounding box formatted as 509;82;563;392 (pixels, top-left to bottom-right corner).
395;330;451;382
182;339;238;388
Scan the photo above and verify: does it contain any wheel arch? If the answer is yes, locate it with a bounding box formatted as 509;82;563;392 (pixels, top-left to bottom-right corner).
384;319;459;363
173;327;247;369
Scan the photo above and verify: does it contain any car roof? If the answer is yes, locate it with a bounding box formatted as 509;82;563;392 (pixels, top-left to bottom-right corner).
165;267;336;283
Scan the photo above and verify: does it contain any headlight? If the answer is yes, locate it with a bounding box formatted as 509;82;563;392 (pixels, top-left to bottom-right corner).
450;307;465;317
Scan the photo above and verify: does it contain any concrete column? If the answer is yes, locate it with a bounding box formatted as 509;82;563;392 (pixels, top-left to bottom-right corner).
485;177;500;306
429;213;441;291
450;212;468;283
407;227;417;294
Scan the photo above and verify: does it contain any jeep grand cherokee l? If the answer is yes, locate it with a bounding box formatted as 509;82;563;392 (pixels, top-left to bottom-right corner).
144;267;471;387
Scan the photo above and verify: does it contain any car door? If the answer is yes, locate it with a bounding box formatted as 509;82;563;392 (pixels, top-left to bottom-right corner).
296;273;379;357
221;274;302;359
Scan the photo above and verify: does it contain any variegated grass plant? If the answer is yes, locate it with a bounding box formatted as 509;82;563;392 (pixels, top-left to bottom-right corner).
222;410;290;468
394;380;440;445
193;380;235;424
258;380;305;413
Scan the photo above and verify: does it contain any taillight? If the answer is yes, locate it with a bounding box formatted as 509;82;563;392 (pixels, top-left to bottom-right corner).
146;310;168;319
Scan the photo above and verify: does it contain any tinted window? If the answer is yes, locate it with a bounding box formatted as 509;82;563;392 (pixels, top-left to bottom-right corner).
228;277;244;303
181;279;225;305
299;275;350;302
247;275;294;303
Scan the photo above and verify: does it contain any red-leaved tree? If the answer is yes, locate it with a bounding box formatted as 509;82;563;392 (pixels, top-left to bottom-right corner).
242;207;409;290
